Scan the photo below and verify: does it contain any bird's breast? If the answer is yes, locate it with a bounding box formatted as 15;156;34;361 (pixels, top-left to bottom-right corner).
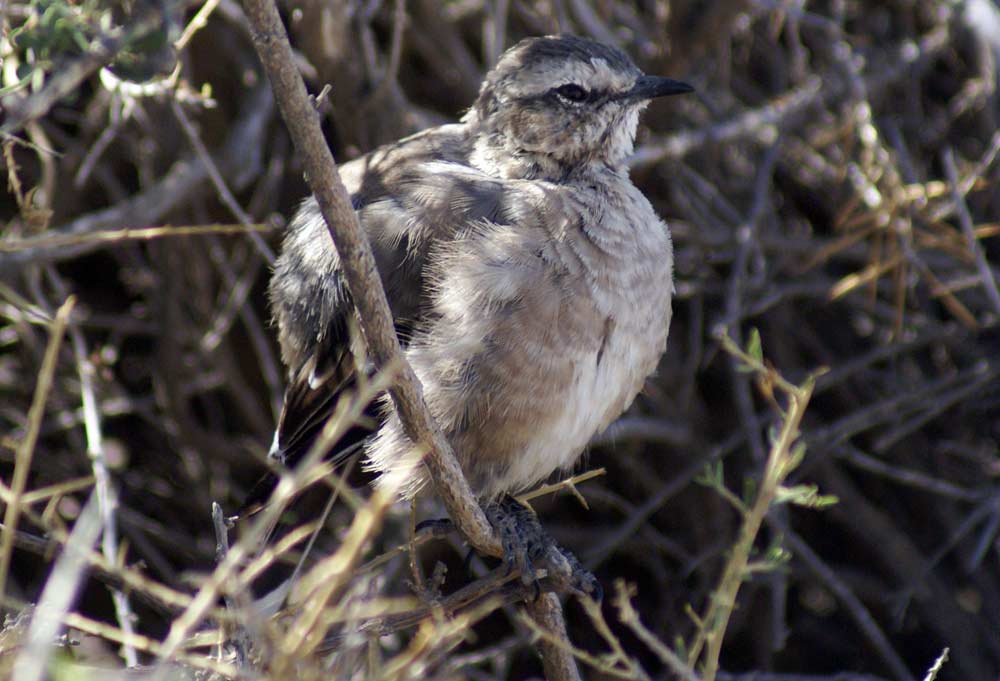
506;216;673;486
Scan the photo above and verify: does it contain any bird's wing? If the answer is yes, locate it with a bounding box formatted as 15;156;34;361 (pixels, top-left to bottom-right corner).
244;125;532;511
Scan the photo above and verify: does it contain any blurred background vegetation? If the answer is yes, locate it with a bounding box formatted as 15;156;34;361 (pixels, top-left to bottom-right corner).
2;0;1000;679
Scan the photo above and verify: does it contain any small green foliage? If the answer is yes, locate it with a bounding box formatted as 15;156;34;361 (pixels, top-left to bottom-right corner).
762;534;791;567
5;0;109;98
10;0;108;66
695;461;724;489
786;441;807;472
775;484;839;508
697;462;747;513
744;536;791;577
5;0;178;95
106;6;179;83
741;476;757;508
673;635;689;664
733;327;763;373
746;327;763;364
767;422;781;446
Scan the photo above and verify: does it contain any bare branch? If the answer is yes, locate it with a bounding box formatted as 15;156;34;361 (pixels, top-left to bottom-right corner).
238;0;499;560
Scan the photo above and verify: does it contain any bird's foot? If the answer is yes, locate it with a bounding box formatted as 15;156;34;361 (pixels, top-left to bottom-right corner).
415;499;601;600
486;495;602;601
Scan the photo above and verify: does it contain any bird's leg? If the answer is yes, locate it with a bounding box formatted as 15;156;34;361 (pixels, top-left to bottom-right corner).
415;497;602;600
486;495;602;601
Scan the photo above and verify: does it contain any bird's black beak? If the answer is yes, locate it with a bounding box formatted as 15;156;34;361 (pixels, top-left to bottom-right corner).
625;75;694;102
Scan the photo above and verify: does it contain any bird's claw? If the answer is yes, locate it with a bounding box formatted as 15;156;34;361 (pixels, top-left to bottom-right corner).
414;517;457;538
486;495;602;602
416;498;602;602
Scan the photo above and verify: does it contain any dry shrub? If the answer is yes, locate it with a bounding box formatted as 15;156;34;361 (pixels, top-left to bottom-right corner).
1;1;999;680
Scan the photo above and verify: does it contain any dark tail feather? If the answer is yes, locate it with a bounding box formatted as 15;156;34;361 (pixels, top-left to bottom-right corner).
239;469;280;517
237;419;376;517
238;351;379;517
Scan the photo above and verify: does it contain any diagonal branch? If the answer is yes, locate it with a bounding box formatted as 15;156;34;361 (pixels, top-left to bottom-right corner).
239;0;499;561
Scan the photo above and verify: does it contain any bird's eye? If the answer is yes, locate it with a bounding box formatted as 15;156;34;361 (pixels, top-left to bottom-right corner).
554;83;589;102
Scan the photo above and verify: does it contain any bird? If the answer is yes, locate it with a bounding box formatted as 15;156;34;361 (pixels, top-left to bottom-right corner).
252;33;691;592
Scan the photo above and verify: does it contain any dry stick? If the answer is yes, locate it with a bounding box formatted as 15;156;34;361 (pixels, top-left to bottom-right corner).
0;85;273;269
237;3;581;677
238;0;497;559
0;224;271;253
175;0;224;50
211;503;252;668
49;270;139;667
613;581;699;681
170;98;276;263
280;486;396;661
942;147;1000;318
525;594;584;681
631;23;950;168
923;648;949;681
368;0;407;103
0;476;225;623
12;492;103;681
0;510;197;617
200;235;283;418
314;566;530;650
61;610;242;677
837;444;981;503
149;368;393;678
0;296;75;600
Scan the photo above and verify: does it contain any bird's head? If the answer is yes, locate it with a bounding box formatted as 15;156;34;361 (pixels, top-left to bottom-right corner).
465;34;692;176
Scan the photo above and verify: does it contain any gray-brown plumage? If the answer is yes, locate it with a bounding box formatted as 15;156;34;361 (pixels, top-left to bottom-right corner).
265;34;691;506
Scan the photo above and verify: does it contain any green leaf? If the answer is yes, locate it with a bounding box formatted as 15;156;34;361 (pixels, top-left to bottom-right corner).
786;441;807;471
742;476;757;507
0;72;32;96
746;327;763;363
767;423;780;446
673;635;689;663
763;534;791;565
695;461;724;489
775;484;838;508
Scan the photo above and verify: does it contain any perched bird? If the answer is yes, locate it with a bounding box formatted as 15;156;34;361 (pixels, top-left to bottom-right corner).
254;34;691;588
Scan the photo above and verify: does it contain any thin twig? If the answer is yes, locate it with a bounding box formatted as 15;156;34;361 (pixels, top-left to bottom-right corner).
691;332;818;681
0;223;271;252
613;581;701;681
0;85;273;269
0;296;75;600
46;268;139;667
211;502;251;667
942;147;1000;317
12;492;102;681
170;98;275;263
